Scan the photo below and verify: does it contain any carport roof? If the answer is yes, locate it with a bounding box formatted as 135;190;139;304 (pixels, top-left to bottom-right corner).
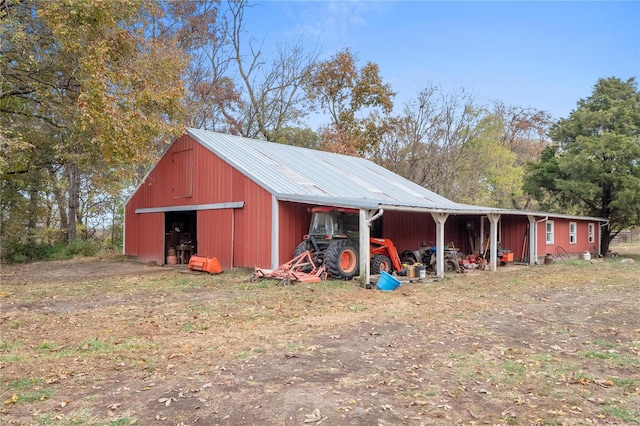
186;129;607;221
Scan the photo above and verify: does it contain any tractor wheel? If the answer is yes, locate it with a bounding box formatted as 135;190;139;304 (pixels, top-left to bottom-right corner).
324;240;359;280
293;241;314;272
293;240;312;257
371;254;392;274
401;255;416;266
445;258;460;273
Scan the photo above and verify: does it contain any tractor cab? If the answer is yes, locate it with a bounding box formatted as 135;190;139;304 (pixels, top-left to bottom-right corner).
305;207;359;241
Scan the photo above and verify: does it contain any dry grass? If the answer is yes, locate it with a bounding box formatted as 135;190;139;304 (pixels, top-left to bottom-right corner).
1;244;639;425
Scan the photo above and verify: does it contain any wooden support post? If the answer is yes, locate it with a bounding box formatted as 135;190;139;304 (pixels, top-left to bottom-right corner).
359;209;371;287
527;215;536;265
487;213;500;272
431;212;449;277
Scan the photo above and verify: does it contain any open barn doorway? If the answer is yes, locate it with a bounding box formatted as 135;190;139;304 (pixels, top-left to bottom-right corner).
164;211;197;264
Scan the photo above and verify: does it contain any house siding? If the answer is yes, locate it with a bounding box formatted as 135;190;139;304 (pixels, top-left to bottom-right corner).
537;218;599;259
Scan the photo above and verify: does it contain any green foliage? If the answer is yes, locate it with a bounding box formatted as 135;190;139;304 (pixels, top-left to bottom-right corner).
3;239;100;263
273;126;320;149
107;417;138;426
1;0;186;249
4;377;44;391
524;77;640;250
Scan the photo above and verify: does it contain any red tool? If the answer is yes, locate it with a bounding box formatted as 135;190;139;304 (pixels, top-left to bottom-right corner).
250;250;327;285
188;256;223;274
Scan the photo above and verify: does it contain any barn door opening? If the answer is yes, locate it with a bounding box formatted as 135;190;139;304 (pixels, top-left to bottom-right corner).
165;211;197;264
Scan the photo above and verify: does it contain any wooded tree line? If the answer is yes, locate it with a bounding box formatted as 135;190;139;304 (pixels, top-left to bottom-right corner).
1;0;638;260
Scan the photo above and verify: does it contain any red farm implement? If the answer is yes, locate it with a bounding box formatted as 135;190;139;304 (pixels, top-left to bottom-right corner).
250;250;327;285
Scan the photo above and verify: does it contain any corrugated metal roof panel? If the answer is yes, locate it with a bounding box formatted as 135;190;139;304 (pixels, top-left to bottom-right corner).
187;128;462;210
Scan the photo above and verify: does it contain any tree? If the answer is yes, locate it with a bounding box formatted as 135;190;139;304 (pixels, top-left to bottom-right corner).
491;102;552;209
524;77;640;252
374;85;553;208
1;0;186;248
218;0;317;141
305;48;395;155
374;84;486;202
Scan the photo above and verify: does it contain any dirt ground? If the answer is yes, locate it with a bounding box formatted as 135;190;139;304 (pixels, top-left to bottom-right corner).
1;251;639;426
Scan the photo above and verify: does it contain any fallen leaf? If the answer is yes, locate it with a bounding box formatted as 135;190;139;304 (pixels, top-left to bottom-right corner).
4;394;18;405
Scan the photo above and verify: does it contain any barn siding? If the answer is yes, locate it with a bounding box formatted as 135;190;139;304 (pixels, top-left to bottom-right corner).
278;202;314;262
124;210;164;264
498;215;529;261
125;134;275;268
197;209;234;269
232;170;273;268
537;218;599;259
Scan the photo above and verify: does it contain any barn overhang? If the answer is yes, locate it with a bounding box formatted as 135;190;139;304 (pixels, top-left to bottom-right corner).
274;196;608;286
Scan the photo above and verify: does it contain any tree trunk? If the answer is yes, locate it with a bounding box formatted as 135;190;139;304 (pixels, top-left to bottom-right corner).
67;164;79;241
27;184;39;246
47;166;69;241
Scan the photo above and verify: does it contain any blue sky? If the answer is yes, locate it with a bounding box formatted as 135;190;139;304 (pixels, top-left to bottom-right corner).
243;1;639;121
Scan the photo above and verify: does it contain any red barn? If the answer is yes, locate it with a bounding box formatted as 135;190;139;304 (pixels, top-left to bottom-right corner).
124;129;606;280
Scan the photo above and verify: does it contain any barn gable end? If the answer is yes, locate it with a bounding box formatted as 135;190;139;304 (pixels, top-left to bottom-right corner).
124;134;273;268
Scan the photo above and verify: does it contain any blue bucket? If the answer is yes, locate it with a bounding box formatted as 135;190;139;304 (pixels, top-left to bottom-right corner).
376;271;401;291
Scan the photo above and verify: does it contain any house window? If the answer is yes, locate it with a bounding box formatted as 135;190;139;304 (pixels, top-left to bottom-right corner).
546;220;554;244
588;223;595;243
569;222;577;244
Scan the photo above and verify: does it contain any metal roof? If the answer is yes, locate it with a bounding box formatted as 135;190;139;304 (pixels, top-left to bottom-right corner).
187;128;463;210
186;129;607;221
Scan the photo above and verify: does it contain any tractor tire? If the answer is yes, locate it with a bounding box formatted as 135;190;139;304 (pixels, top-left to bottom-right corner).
401;255;417;266
324;240;359;280
293;241;314;272
293;240;312;257
371;254;392;274
445;258;461;273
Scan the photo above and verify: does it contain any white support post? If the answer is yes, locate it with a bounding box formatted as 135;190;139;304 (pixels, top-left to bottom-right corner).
431;212;449;277
480;217;485;256
359;209;371;287
487;213;500;272
527;215;536;266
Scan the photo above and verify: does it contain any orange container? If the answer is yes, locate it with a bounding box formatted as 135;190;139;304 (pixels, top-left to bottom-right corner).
188;255;223;274
501;252;514;262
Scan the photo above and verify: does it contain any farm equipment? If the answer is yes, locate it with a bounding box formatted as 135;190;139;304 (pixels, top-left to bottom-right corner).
293;207;403;280
483;242;514;266
401;241;461;273
250;250;327;285
188;255;223;274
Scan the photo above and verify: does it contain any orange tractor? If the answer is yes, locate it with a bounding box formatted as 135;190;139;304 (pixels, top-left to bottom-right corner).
294;207;403;280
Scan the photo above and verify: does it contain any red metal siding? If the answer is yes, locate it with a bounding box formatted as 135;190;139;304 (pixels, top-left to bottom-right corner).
197;209;233;269
382;211;436;253
537;219;600;258
124;209;164;264
232;169;273;268
125;134;274;268
499;215;529;261
171;149;194;198
278;202;314;262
